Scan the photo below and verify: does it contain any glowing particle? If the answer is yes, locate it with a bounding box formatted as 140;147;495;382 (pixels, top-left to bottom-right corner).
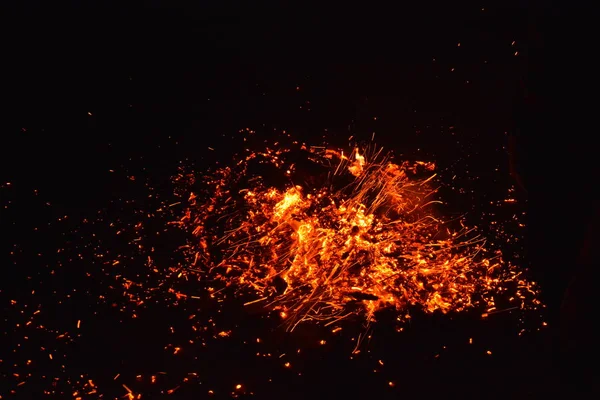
69;137;542;395
486;350;492;355
167;386;180;394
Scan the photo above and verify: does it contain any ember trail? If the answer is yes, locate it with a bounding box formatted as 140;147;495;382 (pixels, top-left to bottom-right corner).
173;140;538;330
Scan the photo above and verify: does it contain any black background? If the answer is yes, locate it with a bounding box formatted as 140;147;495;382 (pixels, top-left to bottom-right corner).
2;1;598;398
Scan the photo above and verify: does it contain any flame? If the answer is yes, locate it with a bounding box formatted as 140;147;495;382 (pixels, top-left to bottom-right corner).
348;149;365;176
173;143;538;330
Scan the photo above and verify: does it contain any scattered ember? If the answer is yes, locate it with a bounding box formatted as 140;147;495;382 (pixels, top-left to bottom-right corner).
170;140;540;331
1;130;544;398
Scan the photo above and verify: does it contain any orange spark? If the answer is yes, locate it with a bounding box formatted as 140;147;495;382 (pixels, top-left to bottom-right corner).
166;141;539;336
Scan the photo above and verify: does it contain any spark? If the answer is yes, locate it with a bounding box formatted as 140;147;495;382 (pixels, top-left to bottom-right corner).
2;131;543;398
172;142;539;330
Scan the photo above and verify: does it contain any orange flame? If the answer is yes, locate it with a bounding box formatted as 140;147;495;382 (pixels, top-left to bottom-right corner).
173;143;539;329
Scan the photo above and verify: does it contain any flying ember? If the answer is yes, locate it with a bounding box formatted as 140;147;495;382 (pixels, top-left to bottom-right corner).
171;139;539;330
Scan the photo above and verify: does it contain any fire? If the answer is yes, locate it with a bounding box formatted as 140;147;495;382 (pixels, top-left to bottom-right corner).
173;142;539;330
1;134;545;398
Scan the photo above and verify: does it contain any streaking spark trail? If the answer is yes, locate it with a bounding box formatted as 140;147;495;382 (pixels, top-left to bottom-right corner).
171;138;539;331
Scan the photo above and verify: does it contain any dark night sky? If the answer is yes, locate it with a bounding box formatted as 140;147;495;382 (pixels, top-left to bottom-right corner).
2;1;598;398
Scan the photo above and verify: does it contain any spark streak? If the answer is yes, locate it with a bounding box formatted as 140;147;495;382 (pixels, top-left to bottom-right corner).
172;141;540;329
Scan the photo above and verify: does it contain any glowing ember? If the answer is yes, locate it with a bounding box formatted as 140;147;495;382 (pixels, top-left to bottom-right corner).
1;132;544;398
172;140;539;330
